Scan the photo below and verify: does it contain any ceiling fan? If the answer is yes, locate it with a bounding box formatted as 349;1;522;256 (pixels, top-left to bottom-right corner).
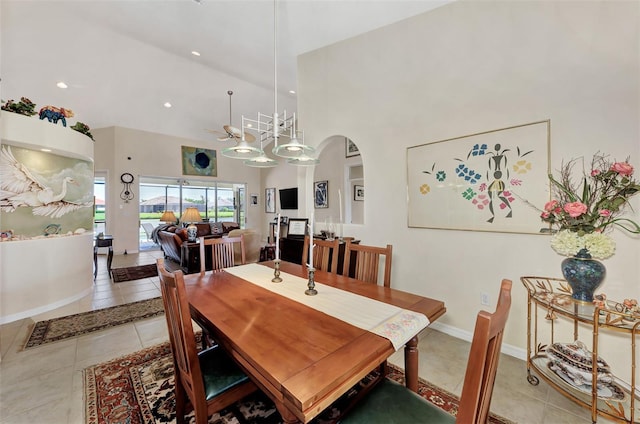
206;90;256;142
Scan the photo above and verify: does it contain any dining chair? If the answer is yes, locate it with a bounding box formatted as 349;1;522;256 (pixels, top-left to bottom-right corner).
199;234;245;275
301;235;341;273
342;240;393;287
156;258;257;424
197;235;246;347
339;279;513;424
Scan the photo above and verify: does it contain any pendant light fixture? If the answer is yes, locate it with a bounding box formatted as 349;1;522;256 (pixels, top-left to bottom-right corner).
239;0;318;167
221;138;262;159
244;137;278;168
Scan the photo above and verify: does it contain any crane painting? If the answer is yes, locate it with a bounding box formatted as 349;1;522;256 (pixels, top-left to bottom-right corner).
0;145;93;219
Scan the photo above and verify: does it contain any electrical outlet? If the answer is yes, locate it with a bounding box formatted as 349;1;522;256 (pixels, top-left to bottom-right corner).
481;292;490;306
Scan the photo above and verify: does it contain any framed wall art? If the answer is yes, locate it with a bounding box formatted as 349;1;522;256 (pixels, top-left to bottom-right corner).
354;185;364;201
265;188;276;213
287;218;308;238
345;137;360;158
314;180;328;208
181;146;217;177
406;120;550;234
250;193;258;206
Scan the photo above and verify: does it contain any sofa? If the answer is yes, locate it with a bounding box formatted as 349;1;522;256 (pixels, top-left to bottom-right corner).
157;221;241;272
228;228;262;265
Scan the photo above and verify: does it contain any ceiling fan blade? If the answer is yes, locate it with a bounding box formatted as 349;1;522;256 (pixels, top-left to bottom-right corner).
223;125;242;138
205;128;225;135
206;128;233;142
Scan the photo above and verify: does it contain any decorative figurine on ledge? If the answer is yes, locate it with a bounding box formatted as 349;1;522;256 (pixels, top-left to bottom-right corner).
39;105;74;127
70;121;94;140
1;97;37;116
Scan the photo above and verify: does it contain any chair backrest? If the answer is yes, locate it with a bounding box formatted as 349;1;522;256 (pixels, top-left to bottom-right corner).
156;258;206;408
456;279;512;423
199;235;245;275
141;222;155;240
301;236;341;273
342;240;393;287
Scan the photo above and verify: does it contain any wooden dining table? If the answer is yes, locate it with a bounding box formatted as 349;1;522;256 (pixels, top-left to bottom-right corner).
184;260;446;423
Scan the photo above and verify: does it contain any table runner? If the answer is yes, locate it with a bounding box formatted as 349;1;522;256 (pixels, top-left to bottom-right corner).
224;263;429;350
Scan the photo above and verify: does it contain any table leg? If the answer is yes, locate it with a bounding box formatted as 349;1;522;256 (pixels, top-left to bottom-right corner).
93;245;98;279
107;247;113;278
275;403;300;423
404;336;419;392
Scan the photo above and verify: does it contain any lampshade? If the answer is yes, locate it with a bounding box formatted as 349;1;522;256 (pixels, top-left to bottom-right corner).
160;210;177;223
181;207;202;223
221;140;262;159
244;152;278;167
244;140;278;168
287;154;320;166
273;137;315;159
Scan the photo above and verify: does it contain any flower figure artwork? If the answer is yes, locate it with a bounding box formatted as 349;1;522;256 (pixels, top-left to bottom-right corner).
541;154;640;260
407;120;549;233
422;142;534;224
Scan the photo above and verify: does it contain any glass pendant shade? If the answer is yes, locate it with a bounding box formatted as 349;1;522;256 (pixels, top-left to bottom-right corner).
244;151;278;168
272;137;315;159
221;140;262;159
287;154;320;166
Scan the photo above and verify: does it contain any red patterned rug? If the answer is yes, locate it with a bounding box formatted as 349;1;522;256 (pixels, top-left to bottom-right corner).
84;342;515;424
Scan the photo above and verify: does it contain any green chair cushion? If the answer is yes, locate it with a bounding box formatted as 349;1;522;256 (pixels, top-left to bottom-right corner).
198;346;250;401
340;379;455;424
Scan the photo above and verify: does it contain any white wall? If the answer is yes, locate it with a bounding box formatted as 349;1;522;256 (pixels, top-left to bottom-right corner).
297;0;640;371
0;113;94;323
93;126;264;254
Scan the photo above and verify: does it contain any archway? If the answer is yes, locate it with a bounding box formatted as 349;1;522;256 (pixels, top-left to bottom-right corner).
313;135;363;227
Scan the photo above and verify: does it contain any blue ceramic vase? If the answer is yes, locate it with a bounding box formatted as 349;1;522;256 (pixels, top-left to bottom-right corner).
561;248;606;302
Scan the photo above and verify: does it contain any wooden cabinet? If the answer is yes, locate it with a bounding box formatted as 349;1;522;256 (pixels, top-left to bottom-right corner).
521;276;640;423
279;237;304;264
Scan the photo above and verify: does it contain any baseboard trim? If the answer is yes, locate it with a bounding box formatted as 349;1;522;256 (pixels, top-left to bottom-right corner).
430;321;526;361
0;286;94;325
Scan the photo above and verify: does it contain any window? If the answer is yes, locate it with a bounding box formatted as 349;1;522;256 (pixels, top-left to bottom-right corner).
94;174;106;235
138;177;246;225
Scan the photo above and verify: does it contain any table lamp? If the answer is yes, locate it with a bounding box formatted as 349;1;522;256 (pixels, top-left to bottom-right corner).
181;207;202;242
160;210;177;224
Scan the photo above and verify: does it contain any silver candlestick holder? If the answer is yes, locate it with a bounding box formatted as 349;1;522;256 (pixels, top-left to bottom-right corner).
305;267;317;295
271;259;283;283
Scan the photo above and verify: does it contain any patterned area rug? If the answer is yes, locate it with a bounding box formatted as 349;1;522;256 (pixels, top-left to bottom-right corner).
112;264;159;282
84;341;515;424
24;297;164;349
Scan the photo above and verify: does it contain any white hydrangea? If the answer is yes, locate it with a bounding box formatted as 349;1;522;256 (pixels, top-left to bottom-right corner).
550;230;615;259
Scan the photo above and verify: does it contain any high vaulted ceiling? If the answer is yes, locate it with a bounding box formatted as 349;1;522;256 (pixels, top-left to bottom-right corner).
1;0;451;143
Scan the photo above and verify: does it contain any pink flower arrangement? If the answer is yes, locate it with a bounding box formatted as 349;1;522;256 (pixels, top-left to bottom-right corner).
541;154;640;235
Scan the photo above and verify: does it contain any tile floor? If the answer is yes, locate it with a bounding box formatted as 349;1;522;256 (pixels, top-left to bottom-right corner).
0;250;618;424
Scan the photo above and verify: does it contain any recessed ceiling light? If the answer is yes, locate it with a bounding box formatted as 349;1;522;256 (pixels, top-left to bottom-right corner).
191;51;201;56
41;148;52;152
247;123;253;128
164;102;172;108
289;90;296;94
56;82;68;89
